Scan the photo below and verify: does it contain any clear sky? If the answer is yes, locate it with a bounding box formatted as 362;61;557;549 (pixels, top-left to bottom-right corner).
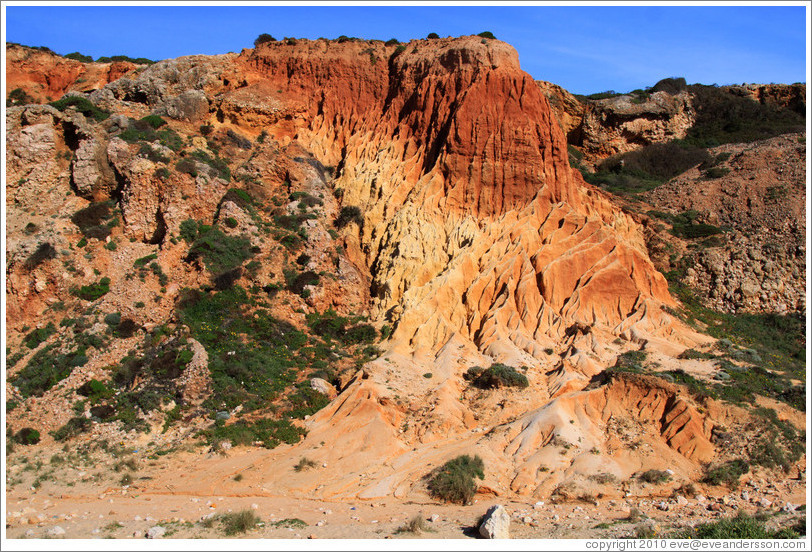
4;3;808;95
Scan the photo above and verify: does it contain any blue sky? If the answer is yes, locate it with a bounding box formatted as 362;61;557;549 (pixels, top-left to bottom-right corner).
4;4;807;95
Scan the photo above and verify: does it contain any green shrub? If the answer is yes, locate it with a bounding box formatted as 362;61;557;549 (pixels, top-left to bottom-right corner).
427;32;440;39
96;55;155;65
77;379;112;401
190;149;231;181
14;428;41;445
638;469;671;484
49;95;109;121
477;31;496;39
52;416;92;441
75;277;111;301
219;509;261;535
466;363;528;389
335;206;363;229
186;227;254;274
385;38;400;46
703;459;749;487
254;33;276;47
23;323;56;349
679;512;801;539
703;167;730;179
25;242;58;269
427;454;485;504
7;88;34;106
224;217;239;229
139;114;166;129
64;51;93;63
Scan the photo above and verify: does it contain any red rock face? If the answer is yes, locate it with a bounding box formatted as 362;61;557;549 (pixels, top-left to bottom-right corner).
5;44;138;103
216;37;678;353
228;37;577;218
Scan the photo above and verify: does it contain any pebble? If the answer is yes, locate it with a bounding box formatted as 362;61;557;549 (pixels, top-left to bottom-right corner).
48;526;66;536
522;516;533;524
134;515;142;521
316;521;325;527
430;514;440;522
676;495;689;506
534;501;545;510
741;491;750;501
759;498;772;508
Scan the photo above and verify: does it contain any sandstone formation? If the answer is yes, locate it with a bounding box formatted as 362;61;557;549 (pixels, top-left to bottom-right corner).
6;43;140;103
4;36;805;513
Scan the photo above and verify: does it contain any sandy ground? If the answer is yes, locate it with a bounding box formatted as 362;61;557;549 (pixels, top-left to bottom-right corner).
5;443;806;542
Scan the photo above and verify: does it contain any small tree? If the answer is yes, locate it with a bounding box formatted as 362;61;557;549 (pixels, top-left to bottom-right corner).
385;38;400;46
477;31;496;39
254;33;276;47
427;32;440;39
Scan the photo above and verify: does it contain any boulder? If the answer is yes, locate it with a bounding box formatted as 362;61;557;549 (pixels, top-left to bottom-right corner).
310;378;337;399
146;525;166;539
479;505;510;539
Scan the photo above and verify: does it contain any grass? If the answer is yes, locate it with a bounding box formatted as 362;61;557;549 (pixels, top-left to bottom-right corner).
218;510;261;535
676;512;803;539
427;454;484;505
638;469;671;484
186;225;254;274
703;459;750;488
270;518;307;529
293;457;317;472
396;514;433;535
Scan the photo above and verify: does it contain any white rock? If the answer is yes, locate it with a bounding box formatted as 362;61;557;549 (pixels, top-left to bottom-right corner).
533;501;545;510
48;526;66;536
759;498;772;508
522;516;533;524
783;502;796;512
657;501;669;511
147;525;166;539
479;505;510;539
134;515;142;521
430;514;440;523
741;491;750;501
676;495;689;506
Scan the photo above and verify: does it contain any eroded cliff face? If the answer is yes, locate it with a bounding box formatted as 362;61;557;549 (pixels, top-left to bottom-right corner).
9;37;795;503
207;37;684;363
6;44;140;103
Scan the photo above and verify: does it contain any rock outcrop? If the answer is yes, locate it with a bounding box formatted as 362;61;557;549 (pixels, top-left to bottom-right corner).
5;43;140;104
644;133;806;314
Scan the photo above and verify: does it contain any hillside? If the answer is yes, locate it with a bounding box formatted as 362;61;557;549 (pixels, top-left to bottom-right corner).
4;38;806;539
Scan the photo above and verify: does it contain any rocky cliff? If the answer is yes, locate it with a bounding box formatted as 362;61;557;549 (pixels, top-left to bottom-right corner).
5;37;804;506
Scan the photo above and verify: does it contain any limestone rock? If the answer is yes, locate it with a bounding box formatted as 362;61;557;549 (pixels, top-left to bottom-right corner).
310;378;337;399
479;505;510;539
146;525;166;539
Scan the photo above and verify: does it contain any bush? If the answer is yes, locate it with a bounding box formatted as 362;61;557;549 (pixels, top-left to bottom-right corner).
427;454;485;504
13;343;90;397
467;363;528;389
681;512;801;539
72;202;113;235
334;206;363;229
49;95;109;121
254;33;276;47
75;277;111;301
219;510;261;535
186;227;254;274
24;242;58;269
427;32;440;39
477;31;496;39
64;51;93;63
77;379;112;401
139;114;166;129
650;77;687;95
7;88;34;106
703;459;750;487
293;457;317;472
638;469;671;484
385;38;400;46
52;416;92;441
14;428;41;445
23;322;56;349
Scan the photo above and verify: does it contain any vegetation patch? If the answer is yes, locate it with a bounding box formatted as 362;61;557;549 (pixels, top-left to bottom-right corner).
186;224;254;274
464;363;528;389
49;96;109;121
427;454;485;504
676;512;803;539
703;459;749;487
